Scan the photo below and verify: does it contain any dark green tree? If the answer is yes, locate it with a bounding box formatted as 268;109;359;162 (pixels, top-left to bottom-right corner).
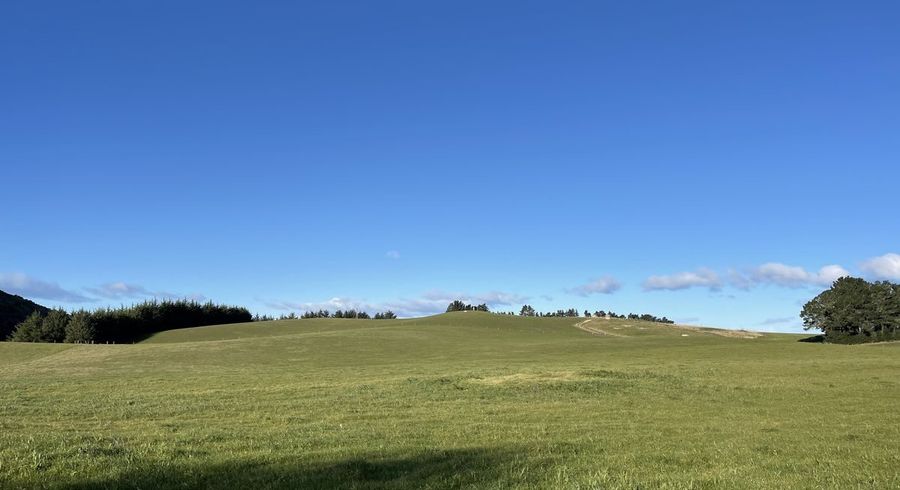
65;311;96;343
9;311;45;342
447;300;467;312
802;277;900;343
40;309;70;343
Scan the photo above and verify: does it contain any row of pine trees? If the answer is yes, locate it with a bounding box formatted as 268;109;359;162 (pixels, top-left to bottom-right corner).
516;304;674;323
447;302;674;324
254;310;399;320
9;300;252;344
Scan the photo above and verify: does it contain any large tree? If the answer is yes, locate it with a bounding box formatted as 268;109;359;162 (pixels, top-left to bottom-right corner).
802;277;900;342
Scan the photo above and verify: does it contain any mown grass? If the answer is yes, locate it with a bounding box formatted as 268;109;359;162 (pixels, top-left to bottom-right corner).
1;312;899;488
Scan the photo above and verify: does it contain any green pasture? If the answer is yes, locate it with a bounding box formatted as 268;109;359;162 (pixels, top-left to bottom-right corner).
1;312;898;488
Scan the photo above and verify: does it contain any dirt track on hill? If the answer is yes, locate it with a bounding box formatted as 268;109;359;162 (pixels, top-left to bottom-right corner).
573;319;625;337
674;324;763;339
573;318;763;339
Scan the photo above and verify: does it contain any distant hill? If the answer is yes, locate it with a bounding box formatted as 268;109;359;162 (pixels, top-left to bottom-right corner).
0;290;49;340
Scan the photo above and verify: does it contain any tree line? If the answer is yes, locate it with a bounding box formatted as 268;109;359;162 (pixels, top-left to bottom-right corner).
802;277;900;344
299;309;397;319
8;299;252;344
444;302;673;324
517;304;674;323
7;295;678;344
446;301;490;312
253;310;399;321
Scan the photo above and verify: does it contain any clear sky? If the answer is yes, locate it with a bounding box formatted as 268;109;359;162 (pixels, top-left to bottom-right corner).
2;1;899;331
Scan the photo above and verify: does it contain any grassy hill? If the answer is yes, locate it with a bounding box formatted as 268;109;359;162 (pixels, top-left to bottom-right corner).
1;312;899;488
0;289;49;340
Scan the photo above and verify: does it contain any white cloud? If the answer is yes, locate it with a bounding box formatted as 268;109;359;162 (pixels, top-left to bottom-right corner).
758;316;797;326
749;263;810;287
86;282;207;302
420;290;530;306
87;282;152;299
747;263;849;288
265;297;378;313
642;268;721;291
646;263;849;292
860;253;900;281
0;273;207;304
390;290;529;316
263;289;530;318
726;269;754;290
0;272;95;303
567;276;622;296
816;264;851;285
265;296;436;318
382;297;452;317
385;250;401;259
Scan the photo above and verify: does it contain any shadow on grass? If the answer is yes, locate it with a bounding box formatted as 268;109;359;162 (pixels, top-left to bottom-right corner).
65;447;524;489
798;335;825;343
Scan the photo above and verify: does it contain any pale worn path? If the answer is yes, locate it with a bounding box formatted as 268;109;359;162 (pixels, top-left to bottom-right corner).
573;318;625;337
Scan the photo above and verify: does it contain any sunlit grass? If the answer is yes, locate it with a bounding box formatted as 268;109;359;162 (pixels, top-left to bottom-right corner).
2;312;899;488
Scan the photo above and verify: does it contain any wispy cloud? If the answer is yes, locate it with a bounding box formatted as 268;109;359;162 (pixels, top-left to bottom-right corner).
860;253;900;281
86;282;207;302
676;316;701;324
0;272;95;303
567;276;622;296
263;289;530;318
389;290;529;316
645;262;851;292
385;250;401;259
420;290;529;305
726;269;754;291
643;268;721;291
744;263;848;288
264;297;377;313
757;316;797;326
86;282;154;299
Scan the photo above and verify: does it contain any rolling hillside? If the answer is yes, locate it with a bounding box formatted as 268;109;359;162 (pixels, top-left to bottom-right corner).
1;312;898;488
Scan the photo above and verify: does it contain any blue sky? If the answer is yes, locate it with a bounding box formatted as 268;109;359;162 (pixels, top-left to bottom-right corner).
2;1;899;331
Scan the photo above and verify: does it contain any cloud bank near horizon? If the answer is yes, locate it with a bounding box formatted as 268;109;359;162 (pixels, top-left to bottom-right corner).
86;282;207;302
0;272;95;303
2;252;896;324
263;289;531;318
567;276;622;296
642;262;853;292
860;253;900;281
0;273;206;305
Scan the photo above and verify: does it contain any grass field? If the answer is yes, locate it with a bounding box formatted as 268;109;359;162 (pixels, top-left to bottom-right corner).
2;312;899;489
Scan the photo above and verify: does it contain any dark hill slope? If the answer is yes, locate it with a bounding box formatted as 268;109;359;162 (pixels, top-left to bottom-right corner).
0;290;49;340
